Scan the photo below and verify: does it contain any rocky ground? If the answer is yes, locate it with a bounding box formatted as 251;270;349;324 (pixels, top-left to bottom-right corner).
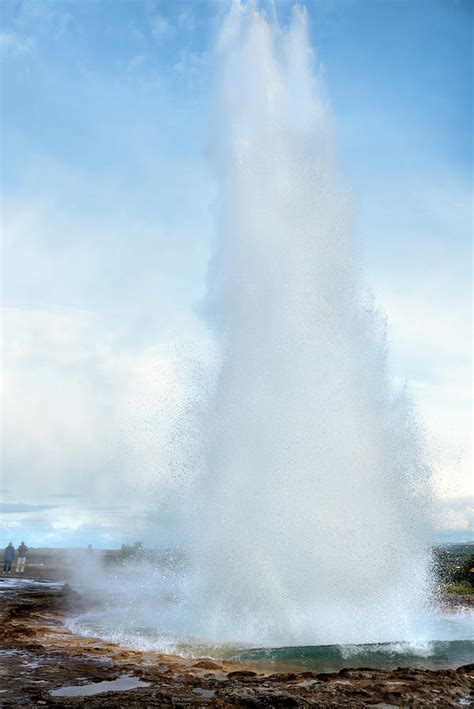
0;577;473;707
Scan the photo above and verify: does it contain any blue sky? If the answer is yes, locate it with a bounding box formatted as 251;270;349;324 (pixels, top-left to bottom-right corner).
1;0;472;547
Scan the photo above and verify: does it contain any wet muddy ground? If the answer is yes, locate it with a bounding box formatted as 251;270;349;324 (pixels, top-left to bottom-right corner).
0;578;473;707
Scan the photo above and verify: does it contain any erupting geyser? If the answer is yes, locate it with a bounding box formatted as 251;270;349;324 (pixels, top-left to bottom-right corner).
189;2;433;647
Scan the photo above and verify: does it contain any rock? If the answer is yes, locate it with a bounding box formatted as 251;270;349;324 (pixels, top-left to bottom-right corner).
266;673;300;682
192;659;223;670
458;664;474;674
227;670;258;680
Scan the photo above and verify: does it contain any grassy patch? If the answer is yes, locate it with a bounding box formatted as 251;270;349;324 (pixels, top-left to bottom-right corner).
444;582;474;596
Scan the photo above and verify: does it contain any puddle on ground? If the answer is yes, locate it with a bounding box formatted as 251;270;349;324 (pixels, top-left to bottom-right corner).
1;650;23;656
50;674;150;697
22;660;42;669
192;687;216;699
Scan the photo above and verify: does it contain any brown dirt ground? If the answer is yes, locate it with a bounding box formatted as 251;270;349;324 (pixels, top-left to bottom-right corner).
0;574;472;707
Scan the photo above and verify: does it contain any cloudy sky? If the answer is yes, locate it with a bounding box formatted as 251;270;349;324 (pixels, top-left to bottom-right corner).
1;0;472;547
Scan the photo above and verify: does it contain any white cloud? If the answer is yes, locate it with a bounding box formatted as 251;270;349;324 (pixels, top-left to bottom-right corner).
368;177;472;506
149;13;172;41
1;306;186;508
378;281;472;502
173;50;208;81
434;496;474;534
1;191;210;344
0;30;33;57
127;53;147;72
13;0;74;38
0;520;21;531
177;9;195;32
0;170;210;547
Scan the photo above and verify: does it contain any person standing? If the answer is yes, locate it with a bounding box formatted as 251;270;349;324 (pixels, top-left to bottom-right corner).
3;543;15;573
16;541;28;574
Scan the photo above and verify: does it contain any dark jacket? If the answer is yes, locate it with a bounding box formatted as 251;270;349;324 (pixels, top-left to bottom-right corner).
18;544;28;558
4;545;15;561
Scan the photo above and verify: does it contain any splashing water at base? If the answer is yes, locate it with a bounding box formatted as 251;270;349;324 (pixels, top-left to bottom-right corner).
67;564;473;671
184;2;434;648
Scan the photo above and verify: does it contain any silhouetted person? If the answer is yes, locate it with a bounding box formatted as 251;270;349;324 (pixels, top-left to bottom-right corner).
16;542;28;574
3;543;15;573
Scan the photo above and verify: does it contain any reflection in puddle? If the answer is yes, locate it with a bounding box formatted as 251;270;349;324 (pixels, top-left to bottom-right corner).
50;674;150;697
297;679;317;688
192;687;216;698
